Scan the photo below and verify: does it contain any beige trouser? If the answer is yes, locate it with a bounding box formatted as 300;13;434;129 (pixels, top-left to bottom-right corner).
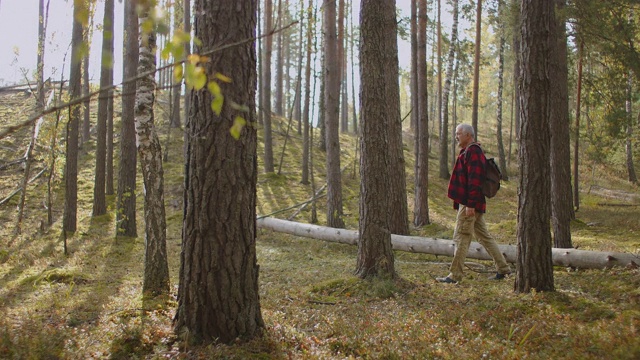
448;206;511;282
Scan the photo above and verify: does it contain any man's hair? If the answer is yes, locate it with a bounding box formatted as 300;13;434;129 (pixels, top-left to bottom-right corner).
457;123;475;138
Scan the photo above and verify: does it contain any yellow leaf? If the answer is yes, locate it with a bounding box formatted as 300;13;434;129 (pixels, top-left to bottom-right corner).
207;81;222;98
230;116;246;139
188;54;200;65
215;73;232;83
173;65;183;82
211;96;224;116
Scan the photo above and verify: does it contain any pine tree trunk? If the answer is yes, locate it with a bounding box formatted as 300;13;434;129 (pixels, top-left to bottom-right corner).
550;0;574;248
175;0;264;343
63;2;84;234
626;72;638;184
93;0;114;217
136;7;170;297
515;0;555;293
471;0;482;136
263;0;275;172
324;0;344;228
116;0;139;238
357;0;396;278
301;0;314;185
496;0;507;180
440;0;458;180
413;0;430;227
410;0;418;132
275;0;284;116
170;1;183;128
574;40;583;211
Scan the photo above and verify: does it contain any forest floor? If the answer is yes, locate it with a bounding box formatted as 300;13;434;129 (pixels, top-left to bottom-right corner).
0;90;639;359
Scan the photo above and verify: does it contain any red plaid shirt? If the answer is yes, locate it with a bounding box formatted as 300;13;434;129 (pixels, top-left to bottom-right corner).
447;143;486;213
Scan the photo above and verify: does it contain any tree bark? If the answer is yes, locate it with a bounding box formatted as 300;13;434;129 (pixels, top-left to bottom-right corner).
274;0;284;117
516;0;555;293
625;71;638;184
324;0;345;228
301;0;314;185
356;0;398;279
257;218;640;270
175;0;264;344
550;0;574;248
136;6;170;297
116;0;139;238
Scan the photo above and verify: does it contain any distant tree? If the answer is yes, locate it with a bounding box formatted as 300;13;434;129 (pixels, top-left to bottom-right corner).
550;0;574;248
93;0;114;217
440;0;458;180
15;0;49;233
183;0;191;125
301;0;314;185
174;0;264;343
338;0;348;134
324;0;345;228
63;0;86;234
275;0;284;117
136;3;170;297
81;4;94;147
471;0;482;136
116;0;139;238
263;0;275;172
413;0;430;227
410;0;418;132
170;1;183;128
356;0;397;279
494;0;508;181
437;0;448;179
515;0;555;293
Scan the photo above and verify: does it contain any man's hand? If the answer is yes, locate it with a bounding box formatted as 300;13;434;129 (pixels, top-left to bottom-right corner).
465;207;476;217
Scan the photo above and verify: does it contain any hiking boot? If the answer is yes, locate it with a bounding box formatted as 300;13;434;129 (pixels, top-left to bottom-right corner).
489;272;510;280
436;276;458;284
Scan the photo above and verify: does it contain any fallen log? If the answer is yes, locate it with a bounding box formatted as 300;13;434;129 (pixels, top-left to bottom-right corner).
256;217;639;270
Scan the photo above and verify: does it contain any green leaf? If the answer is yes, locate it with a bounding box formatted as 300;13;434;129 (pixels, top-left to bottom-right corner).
207;81;222;98
214;73;232;83
173;65;183;82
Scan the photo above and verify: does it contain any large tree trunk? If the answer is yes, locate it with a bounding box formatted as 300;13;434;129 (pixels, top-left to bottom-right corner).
515;0;555;293
550;0;574;248
175;0;264;344
116;0;139;238
136;6;170;297
63;1;85;234
410;0;418;132
93;0;114;217
413;0;430;227
574;39;583;211
257;218;640;270
357;0;397;279
324;0;345;228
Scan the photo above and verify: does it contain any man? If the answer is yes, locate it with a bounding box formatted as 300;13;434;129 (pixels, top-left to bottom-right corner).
436;124;511;284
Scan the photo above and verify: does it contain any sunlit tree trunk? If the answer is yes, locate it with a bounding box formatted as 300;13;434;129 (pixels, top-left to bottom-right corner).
63;1;85;234
515;0;555;293
175;0;264;343
626;71;638;184
413;0;430;227
410;0;418;132
357;0;396;279
136;4;170;297
263;0;275;172
93;0;114;217
324;0;345;228
116;0;139;238
274;0;284;116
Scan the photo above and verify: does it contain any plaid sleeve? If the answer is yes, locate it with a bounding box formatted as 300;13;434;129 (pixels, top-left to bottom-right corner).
464;145;486;209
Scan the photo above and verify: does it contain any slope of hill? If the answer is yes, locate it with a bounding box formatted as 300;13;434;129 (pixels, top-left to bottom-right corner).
0;92;638;359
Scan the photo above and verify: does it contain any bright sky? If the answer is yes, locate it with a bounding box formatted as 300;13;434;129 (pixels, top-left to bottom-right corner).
0;0;462;87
